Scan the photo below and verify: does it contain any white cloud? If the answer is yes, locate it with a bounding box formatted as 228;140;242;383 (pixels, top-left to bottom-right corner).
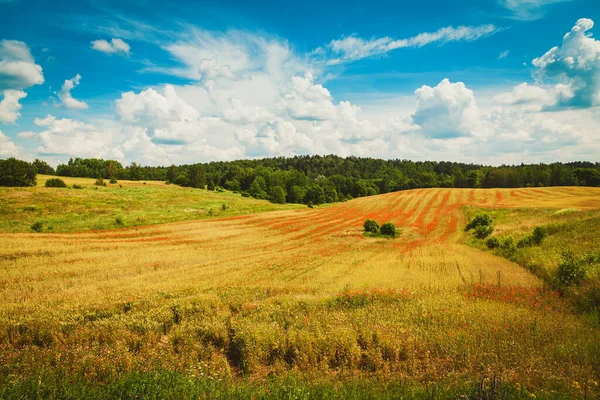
0;129;18;157
315;24;501;64
91;38;131;55
35;114;122;158
411;79;484;138
498;50;510;59
17;131;37;138
532;18;600;108
150;29;311;83
0;40;44;91
58;74;89;109
0;89;26;123
499;0;573;21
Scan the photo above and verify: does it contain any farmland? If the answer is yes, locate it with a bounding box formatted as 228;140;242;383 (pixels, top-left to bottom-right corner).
1;184;599;398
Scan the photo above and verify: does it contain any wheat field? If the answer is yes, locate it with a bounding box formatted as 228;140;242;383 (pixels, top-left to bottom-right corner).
1;186;599;398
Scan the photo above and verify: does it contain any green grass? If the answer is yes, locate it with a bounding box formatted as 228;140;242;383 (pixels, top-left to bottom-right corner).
464;206;600;324
1;370;572;400
464;206;600;280
0;175;302;232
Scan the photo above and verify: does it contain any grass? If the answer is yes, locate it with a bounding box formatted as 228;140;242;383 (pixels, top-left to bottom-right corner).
0;175;302;232
1;186;600;398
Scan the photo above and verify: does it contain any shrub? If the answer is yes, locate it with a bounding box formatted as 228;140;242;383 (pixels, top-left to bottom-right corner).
499;236;516;250
72;184;84;189
486;236;500;249
474;224;493;239
363;219;380;234
45;178;67;188
115;217;124;226
95;177;106;187
109;177;118;184
30;221;43;232
531;226;548;245
466;214;493;231
222;203;228;211
556;250;586;286
380;222;399;237
0;158;36;187
517;236;534;248
207;181;216;191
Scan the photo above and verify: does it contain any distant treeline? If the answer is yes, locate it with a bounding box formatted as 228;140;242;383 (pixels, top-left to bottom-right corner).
2;156;600;204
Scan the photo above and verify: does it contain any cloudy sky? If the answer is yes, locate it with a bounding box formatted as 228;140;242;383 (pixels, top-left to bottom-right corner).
0;0;599;166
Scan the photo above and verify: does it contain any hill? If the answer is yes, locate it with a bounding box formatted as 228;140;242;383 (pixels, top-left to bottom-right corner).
1;187;599;398
0;175;302;232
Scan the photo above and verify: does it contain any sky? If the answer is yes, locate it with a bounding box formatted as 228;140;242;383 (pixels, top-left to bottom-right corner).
0;0;599;166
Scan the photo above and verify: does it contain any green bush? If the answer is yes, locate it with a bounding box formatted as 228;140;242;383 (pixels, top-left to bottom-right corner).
72;184;84;189
556;250;586;286
474;224;493;239
45;178;67;188
531;226;548;245
517;236;534;248
30;221;43;232
465;214;493;231
380;222;398;237
115;217;124;226
486;236;500;249
95;177;106;187
222;203;228;211
109;177;118;184
363;219;380;234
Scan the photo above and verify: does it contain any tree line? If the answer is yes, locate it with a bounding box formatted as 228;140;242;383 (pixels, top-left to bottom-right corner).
1;156;599;205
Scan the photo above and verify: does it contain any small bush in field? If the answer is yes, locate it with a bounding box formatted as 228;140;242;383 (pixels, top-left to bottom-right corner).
222;203;228;211
95;177;106;187
115;217;124;226
45;178;67;188
72;184;84;189
556;250;586;286
31;221;43;232
466;214;493;231
531;226;548;245
486;236;500;249
380;222;399;238
109;177;118;184
363;219;380;234
474;224;493;239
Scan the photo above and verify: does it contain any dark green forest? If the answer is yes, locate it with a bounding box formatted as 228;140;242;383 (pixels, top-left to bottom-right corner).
2;156;600;205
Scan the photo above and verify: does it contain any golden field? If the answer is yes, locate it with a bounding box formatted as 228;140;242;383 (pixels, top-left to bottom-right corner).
1;184;599;398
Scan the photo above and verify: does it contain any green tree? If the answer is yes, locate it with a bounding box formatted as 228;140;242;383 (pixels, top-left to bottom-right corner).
0;158;36;187
32;159;55;175
269;185;286;204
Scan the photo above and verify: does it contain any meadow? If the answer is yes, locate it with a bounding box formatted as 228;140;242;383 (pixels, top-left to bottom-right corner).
0;175;301;232
1;184;599;398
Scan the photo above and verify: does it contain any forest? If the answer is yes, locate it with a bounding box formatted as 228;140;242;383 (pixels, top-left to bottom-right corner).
2;156;600;205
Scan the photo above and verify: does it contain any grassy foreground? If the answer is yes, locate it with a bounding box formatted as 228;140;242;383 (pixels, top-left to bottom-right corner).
1;187;599;398
0;175;302;232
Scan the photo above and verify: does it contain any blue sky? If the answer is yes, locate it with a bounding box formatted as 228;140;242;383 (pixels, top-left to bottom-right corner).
0;0;599;166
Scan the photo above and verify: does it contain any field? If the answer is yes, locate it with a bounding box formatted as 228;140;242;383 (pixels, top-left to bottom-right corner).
1;184;600;398
0;175;302;232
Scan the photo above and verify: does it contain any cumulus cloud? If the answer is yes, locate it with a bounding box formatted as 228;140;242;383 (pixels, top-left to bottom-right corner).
315;24;501;64
411;79;484;138
0;40;44;91
0;129;18;157
499;0;573;21
532;18;600;108
91;38;131;55
0;89;26;123
58;74;89;109
35;114;122;159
